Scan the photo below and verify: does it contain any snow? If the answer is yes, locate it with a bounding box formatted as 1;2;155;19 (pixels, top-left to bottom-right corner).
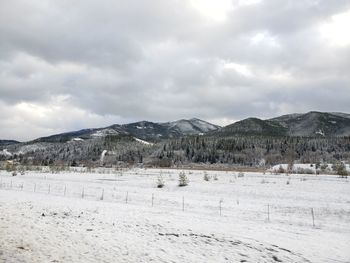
169;120;196;133
190;118;219;132
0;149;12;157
72;137;84;142
134;137;153;146
16;143;48;154
0;169;349;262
91;129;119;137
315;130;325;136
169;119;218;134
100;150;107;164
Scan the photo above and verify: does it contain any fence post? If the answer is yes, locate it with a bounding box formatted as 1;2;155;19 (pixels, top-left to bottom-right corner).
267;204;270;222
125;191;128;203
182;196;185;212
100;188;104;201
152;193;154;207
311;208;315;227
21;183;24;191
219;199;223;216
82;187;85;198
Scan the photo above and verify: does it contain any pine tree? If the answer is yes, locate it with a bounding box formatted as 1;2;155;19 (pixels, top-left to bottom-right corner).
156;174;165;188
178;171;189;187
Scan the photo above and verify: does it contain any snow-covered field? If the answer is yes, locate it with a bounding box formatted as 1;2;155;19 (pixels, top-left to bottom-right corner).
0;168;349;262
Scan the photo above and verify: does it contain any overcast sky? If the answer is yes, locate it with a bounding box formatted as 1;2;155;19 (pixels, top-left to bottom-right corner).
1;0;350;141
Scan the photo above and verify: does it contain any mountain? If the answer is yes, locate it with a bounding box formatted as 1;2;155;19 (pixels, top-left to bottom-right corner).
32;118;220;143
1;113;349;167
214;118;287;136
269;111;350;137
2;111;350;149
121;121;173;140
214;112;350;137
0;140;20;146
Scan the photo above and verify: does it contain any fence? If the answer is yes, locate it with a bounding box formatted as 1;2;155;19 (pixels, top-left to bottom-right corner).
0;175;324;229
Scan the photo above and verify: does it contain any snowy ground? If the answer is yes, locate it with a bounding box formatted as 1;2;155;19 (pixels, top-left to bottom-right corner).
0;168;349;262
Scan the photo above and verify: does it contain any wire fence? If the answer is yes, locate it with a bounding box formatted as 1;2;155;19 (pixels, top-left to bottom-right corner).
0;175;345;229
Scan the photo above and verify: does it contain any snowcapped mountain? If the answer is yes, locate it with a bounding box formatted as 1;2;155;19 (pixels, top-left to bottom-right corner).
27;118;220;143
1;112;349;167
2;112;349;150
122;119;220;140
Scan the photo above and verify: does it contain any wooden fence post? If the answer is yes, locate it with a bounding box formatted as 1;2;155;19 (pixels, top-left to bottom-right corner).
100;188;104;200
182;196;185;212
219;199;223;216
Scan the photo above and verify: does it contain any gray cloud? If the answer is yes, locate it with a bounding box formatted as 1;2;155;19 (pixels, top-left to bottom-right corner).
0;0;350;141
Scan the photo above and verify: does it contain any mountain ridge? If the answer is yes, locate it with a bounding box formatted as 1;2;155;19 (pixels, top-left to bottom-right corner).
213;111;350;137
1;112;350;145
30;118;221;143
1;112;349;167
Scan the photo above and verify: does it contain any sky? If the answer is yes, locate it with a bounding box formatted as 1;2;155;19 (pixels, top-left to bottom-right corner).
1;0;350;141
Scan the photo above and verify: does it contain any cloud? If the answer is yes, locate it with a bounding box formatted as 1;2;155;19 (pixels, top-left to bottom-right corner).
0;0;350;140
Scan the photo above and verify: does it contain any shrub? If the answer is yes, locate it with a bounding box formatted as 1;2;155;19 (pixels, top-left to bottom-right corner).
320;163;328;171
156;174;165;188
213;175;218;181
5;162;15;173
238;172;244;177
178;171;189;187
261;179;268;184
278;165;285;174
203;172;210;181
336;162;348;178
295;168;314;174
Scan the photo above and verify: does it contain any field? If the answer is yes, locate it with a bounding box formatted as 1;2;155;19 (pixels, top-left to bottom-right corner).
0;168;349;262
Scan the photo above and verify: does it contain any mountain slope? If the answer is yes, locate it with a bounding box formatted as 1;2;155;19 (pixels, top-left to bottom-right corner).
0;140;20;146
165;118;221;136
213;112;350;137
121;121;172;140
32;118;220;143
214;118;287;137
269;111;350;137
